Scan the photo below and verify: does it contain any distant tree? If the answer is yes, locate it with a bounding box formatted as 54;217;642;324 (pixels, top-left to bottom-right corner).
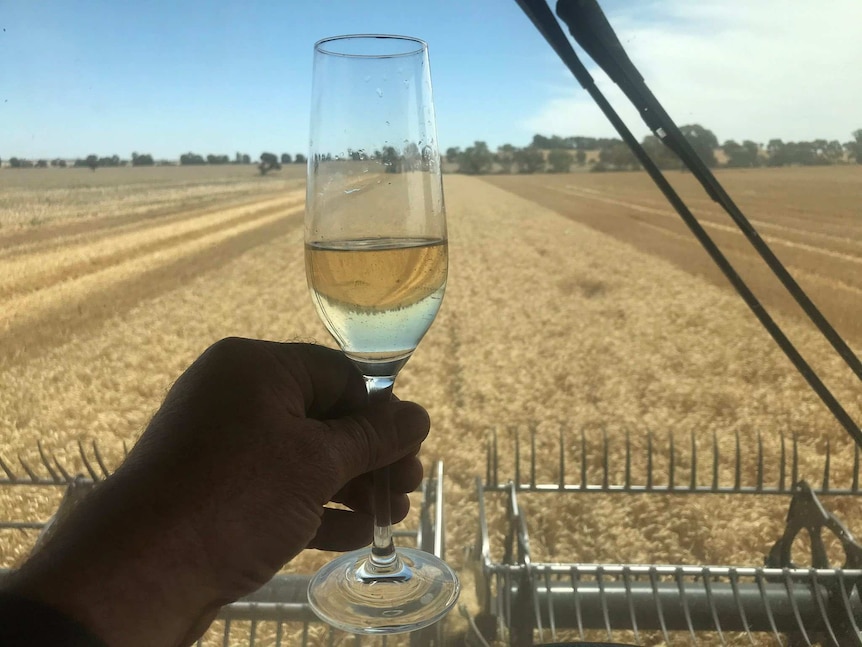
258;152;281;175
678;124;718;168
495;144;516;174
180;152;206;165
241;154;251;164
842;129;862;164
575;150;586;166
765;139;786;166
722;140;760;168
207;154;229;164
514;147;545;173
380;146;402;173
50;158;67;168
36;159;48;168
599;142;639;170
401;142;422;171
86;154;99;171
294;153;306;164
131;153;154;166
445;147;460;163
280;153;292;164
457;141;493;174
641;134;681;170
547;149;574;173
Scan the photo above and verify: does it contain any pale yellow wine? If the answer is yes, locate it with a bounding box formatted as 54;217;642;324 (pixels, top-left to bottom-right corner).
306;237;447;372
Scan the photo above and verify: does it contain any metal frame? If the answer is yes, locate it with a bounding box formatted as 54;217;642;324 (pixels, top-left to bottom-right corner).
471;430;862;645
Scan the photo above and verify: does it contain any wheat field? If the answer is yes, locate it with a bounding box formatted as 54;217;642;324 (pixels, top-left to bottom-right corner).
0;166;860;645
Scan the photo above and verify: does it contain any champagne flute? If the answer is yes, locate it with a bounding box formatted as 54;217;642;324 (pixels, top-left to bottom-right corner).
304;35;459;634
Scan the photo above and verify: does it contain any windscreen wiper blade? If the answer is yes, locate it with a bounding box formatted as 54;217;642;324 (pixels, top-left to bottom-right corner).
514;0;861;444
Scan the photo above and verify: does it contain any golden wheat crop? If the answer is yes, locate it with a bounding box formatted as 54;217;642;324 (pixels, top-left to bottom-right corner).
0;167;859;645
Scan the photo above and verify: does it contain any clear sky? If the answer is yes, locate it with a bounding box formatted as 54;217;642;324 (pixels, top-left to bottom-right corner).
2;0;860;160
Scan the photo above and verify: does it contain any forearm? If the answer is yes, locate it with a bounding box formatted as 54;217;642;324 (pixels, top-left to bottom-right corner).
2;472;219;647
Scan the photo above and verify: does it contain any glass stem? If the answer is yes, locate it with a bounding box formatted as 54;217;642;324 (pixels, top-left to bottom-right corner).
365;376;403;574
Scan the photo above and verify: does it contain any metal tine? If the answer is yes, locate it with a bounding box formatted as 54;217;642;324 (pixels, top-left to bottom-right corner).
835;570;862;641
122;441;129;457
701;567;727;646
809;570;841;647
734;430;742;491
249;618;258;646
729;568;756;646
792;434;799;487
646;431;653;491
823;438;831;492
602;428;609;490
0;455;17;481
648;567;671;645
578;429;587;490
676;568;697;644
300;619;309;646
52;456;72;483
514;428;521;489
37;442;60;482
493;429;499;488
92;440;110;478
570;567;585;641
625;431;632;491
18;455;40;482
544;567;557;641
779;433;787;493
622;567;640;645
854;442;860;493
486;433;492;487
275;620;284;647
530;424;536;489
222;619;231;647
690;431;697;491
754;570;783;645
756;431;764;492
596;566;612;642
77;440;101;481
782;571;812;646
328;625;336;647
668;433;675;490
712;431;720;492
558;427;565;491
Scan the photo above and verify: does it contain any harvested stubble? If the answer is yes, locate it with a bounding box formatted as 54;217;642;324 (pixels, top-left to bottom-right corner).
0;171;859;645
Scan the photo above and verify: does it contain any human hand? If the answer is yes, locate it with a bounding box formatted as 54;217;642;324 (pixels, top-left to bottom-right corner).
6;338;431;646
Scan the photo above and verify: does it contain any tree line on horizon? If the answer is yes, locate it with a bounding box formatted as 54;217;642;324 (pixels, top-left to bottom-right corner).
4;127;861;174
2;151;307;173
448;126;862;174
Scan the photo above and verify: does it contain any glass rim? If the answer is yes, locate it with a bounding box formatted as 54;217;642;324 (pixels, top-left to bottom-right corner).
314;34;428;58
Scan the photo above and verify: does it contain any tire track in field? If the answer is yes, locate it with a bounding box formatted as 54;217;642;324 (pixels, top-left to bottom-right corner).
0;188;294;258
0;192;304;301
480;175;862;344
0;195;305;369
561;185;862;265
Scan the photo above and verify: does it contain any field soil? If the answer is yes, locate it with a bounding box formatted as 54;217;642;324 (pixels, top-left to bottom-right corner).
0;167;860;644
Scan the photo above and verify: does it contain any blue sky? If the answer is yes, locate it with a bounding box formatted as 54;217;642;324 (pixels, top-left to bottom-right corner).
2;0;861;160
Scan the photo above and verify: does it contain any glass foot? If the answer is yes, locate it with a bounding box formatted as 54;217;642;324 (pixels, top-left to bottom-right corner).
307;547;460;634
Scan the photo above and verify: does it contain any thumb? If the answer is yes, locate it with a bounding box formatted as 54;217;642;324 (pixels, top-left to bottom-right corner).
324;400;430;483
